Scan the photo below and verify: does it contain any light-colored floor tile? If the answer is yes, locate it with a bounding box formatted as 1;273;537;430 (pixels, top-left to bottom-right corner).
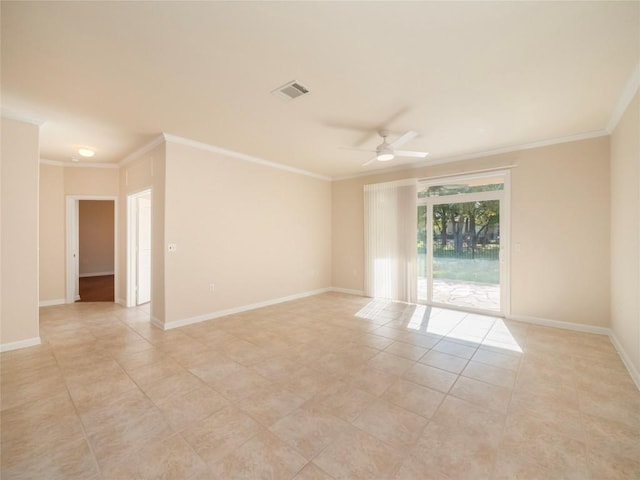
0;437;98;480
269;406;350;459
383;340;428;361
352;398;429;449
501;409;590;480
238;385;306;426
472;347;521;371
403;363;458;393
432;339;478;359
156;384;230;432
2;295;639;479
382;378;445;419
293;463;334;480
449;375;512;413
407;421;497;480
105;433;210;479
491;450;555;480
181;406;261;466
431;395;506;447
343;366;399;396
366;351;416;376
313;425;403;480
418;349;469;373
209;429;307;480
88;408;174;472
462;360;516;389
303;380;376;422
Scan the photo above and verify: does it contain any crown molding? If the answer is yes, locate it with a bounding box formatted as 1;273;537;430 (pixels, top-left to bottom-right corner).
162;133;332;182
606;63;640;134
332;129;609;181
40;158;119;169
118;135;165;167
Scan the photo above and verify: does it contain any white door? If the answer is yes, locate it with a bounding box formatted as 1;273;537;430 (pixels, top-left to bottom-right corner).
136;196;151;305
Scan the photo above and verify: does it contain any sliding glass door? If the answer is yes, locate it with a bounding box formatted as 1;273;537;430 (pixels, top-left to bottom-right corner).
417;174;507;315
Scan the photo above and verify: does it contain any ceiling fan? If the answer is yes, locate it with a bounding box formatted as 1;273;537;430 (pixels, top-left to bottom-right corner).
347;130;429;166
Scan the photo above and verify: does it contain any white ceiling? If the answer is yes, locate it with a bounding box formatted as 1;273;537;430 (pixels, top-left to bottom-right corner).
2;1;638;178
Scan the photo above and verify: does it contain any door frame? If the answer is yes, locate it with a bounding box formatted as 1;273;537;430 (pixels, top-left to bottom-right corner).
65;195;119;304
417;170;511;316
126;188;152;307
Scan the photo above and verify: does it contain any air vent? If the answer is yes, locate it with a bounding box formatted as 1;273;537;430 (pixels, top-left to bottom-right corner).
271;80;311;100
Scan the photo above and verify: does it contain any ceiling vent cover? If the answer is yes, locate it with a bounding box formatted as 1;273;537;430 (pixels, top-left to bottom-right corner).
271;80;310;100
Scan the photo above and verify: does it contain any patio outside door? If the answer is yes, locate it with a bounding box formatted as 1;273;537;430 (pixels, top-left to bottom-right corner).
417;174;508;315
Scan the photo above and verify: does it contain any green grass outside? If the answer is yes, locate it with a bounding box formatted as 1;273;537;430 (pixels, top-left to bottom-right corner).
417;254;499;284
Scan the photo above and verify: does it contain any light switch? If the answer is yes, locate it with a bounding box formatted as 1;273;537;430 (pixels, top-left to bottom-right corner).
168;243;177;253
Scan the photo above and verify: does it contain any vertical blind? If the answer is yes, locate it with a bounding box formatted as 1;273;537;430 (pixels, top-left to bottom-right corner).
364;179;418;303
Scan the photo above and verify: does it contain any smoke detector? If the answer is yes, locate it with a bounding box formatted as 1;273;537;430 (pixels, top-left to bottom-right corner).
271;80;311;101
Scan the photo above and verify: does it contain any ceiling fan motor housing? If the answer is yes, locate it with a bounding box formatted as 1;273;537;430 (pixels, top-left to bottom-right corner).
376;142;394;161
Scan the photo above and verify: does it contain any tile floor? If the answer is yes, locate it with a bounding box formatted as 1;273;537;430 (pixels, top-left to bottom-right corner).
1;292;639;479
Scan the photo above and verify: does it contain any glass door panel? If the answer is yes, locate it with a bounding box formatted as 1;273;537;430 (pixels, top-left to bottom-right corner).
417;205;428;303
431;199;501;312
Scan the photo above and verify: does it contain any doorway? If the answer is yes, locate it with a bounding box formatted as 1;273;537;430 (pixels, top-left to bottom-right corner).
65;195;118;304
417;173;509;315
127;189;152;307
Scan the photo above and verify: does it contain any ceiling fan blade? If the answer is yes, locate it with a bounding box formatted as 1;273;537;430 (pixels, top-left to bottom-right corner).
395;150;429;158
391;131;418;148
362;156;378;166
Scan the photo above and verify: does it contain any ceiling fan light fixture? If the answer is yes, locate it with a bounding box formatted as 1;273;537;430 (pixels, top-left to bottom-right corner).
78;148;95;157
376;152;394;161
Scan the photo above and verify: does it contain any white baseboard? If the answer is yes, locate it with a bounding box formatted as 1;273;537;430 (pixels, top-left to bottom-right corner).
508;314;611;335
609;331;640;390
330;287;366;296
1;336;42;352
39;298;66;307
150;316;164;329
115;297;126;307
509;313;639;391
162;287;332;330
79;271;114;278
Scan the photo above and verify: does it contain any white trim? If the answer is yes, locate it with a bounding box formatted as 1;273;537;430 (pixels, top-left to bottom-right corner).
119;135;165;167
39;299;66;307
333;130;608;181
150;316;164;329
161;288;332;330
127;188;152;308
606;63;640;133
1;111;44;126
40;158;119;169
163;133;332;182
330;287;366;296
609;331;640;390
79;271;114;278
115;297;127;307
508;314;611;336
0;337;42;352
417;171;509;317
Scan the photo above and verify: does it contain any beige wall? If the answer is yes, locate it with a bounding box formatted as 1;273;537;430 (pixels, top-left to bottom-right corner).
333;136;611;327
39;165;65;303
1;118;40;346
163;141;332;325
64;167;119;195
79;200;114;276
118;144;166;322
611;90;640;377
